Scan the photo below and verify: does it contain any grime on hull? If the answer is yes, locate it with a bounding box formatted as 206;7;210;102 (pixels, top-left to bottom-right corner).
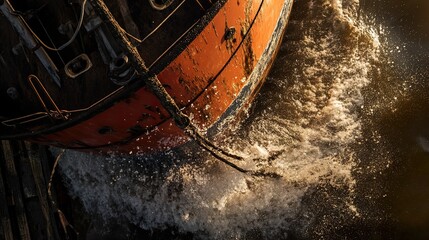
0;0;293;154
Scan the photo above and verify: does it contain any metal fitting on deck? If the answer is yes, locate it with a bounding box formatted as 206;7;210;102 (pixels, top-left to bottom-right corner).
109;54;137;85
65;54;93;78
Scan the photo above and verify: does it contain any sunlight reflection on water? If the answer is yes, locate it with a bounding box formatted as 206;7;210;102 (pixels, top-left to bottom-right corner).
58;0;429;239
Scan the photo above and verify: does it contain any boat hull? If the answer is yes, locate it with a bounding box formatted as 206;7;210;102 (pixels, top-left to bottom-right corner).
1;0;293;154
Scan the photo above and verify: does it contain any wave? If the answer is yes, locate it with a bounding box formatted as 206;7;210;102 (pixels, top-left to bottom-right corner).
58;0;385;238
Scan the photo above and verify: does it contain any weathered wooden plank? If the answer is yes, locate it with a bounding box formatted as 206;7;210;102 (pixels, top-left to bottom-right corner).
17;142;37;199
1;140;31;240
26;142;59;240
0;153;14;240
18;141;55;240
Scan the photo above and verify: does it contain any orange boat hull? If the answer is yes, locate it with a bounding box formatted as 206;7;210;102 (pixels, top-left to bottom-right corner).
1;0;293;154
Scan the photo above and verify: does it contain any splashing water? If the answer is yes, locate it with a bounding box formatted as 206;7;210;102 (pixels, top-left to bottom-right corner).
58;0;386;239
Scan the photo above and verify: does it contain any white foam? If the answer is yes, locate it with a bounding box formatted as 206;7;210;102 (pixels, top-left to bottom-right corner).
58;0;383;238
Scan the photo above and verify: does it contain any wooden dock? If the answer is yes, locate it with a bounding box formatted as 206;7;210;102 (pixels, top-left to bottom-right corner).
0;140;191;239
0;140;77;240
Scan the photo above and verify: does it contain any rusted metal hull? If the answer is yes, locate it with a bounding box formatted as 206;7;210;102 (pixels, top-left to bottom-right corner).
0;0;293;154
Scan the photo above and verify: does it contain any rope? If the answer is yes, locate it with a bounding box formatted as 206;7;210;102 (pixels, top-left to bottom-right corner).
28;74;68;120
88;0;190;127
185;124;244;161
15;0;87;52
123;0;187;44
48;149;79;239
47;150;64;211
185;124;282;179
86;0;282;179
2;86;123;127
193;0;205;10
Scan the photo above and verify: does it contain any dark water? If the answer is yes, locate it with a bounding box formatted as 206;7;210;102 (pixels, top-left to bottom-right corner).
57;0;429;239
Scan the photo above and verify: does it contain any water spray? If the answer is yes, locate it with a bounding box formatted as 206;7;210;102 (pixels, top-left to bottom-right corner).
88;0;282;179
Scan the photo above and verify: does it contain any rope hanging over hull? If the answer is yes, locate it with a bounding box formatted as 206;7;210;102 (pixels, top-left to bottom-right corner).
89;0;281;178
0;0;293;178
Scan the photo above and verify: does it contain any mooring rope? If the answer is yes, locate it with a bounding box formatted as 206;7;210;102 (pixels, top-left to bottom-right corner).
184;124;282;178
48;149;78;239
88;0;281;179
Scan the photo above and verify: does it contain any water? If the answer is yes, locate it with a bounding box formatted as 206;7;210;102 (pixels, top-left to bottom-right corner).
57;0;429;239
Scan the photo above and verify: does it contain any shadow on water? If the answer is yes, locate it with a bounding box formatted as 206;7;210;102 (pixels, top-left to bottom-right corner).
57;0;429;239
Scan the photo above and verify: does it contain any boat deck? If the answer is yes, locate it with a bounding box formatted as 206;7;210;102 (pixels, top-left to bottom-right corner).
0;0;214;131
